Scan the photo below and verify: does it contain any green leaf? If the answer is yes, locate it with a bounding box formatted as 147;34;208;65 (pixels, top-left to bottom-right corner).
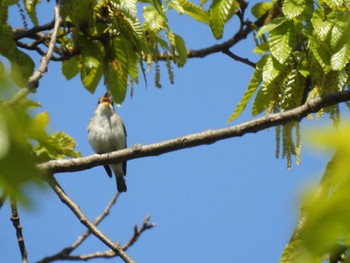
331;43;350;70
62;57;80;80
309;37;332;72
262;56;282;84
24;0;38;25
170;0;210;24
174;33;187;67
29;112;49;142
311;9;333;41
10;50;35;87
330;13;350;49
226;56;268;122
253;41;269;54
34;131;81;162
323;0;343;8
209;0;239;39
269;20;294;64
252;85;272;116
251;2;273;19
256;17;285;38
143;5;167;32
282;0;305;19
81;56;103;93
0;24;16;57
78;35;103;93
106;62;127;105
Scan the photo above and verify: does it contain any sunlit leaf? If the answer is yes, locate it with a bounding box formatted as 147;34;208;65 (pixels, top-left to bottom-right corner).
282;0;305;19
209;0;239;39
251;2;273;19
269;20;294;64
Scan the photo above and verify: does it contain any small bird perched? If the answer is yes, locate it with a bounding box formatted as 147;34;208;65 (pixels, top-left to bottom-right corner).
88;93;127;192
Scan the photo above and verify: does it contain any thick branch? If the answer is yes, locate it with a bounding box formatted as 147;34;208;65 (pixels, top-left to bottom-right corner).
47;177;135;263
10;196;28;263
38;91;350;174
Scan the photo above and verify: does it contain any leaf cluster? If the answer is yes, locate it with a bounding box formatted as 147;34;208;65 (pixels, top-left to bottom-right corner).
228;0;350;168
281;125;350;263
0;79;80;204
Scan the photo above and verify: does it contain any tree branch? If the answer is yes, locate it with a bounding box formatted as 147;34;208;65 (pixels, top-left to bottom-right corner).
38;90;350;174
5;1;62;106
10;196;28;263
47;176;135;263
38;215;155;262
13;20;55;41
222;49;256;68
36;193;120;263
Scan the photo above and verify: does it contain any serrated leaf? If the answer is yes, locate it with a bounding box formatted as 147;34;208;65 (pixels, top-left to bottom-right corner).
256;17;285;38
282;0;305;19
330;13;350;49
171;0;210;24
311;9;333;41
331;42;350;70
62;57;80;80
24;0;38;25
252;85;273;116
174;33;187;67
269;20;294;64
323;0;343;8
143;5;167;32
209;0;239;39
309;37;332;72
251;2;273;19
227;56;268;122
262;56;282;84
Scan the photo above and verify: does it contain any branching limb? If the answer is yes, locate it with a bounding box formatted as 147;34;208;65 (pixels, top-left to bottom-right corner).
37;215;155;262
13;20;55;41
10;195;28;263
38;90;350;175
36;193;120;263
47;176;135;263
122;215;156;250
5;0;62;106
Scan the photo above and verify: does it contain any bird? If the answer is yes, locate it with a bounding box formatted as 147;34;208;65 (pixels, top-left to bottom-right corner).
88;92;127;192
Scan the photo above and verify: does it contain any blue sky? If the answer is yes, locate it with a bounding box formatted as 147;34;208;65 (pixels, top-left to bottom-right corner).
1;1;333;262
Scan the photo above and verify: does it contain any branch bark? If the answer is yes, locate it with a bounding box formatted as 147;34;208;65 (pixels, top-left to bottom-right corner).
47;177;135;263
38;90;350;175
10;196;28;263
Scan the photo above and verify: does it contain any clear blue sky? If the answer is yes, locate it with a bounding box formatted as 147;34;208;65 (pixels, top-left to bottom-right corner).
1;1;332;262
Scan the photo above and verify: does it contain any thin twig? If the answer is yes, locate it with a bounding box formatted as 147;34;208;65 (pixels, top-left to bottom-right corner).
13;20;55;40
38;90;350;175
4;1;62;106
37;215;155;262
222;49;256;68
10;195;28;263
122;215;155;250
47;176;135;263
36;193;120;263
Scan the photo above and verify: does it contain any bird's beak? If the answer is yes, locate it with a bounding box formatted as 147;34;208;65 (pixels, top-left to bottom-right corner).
101;93;111;105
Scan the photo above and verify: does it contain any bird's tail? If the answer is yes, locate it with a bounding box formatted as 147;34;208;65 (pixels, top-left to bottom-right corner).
111;164;127;192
